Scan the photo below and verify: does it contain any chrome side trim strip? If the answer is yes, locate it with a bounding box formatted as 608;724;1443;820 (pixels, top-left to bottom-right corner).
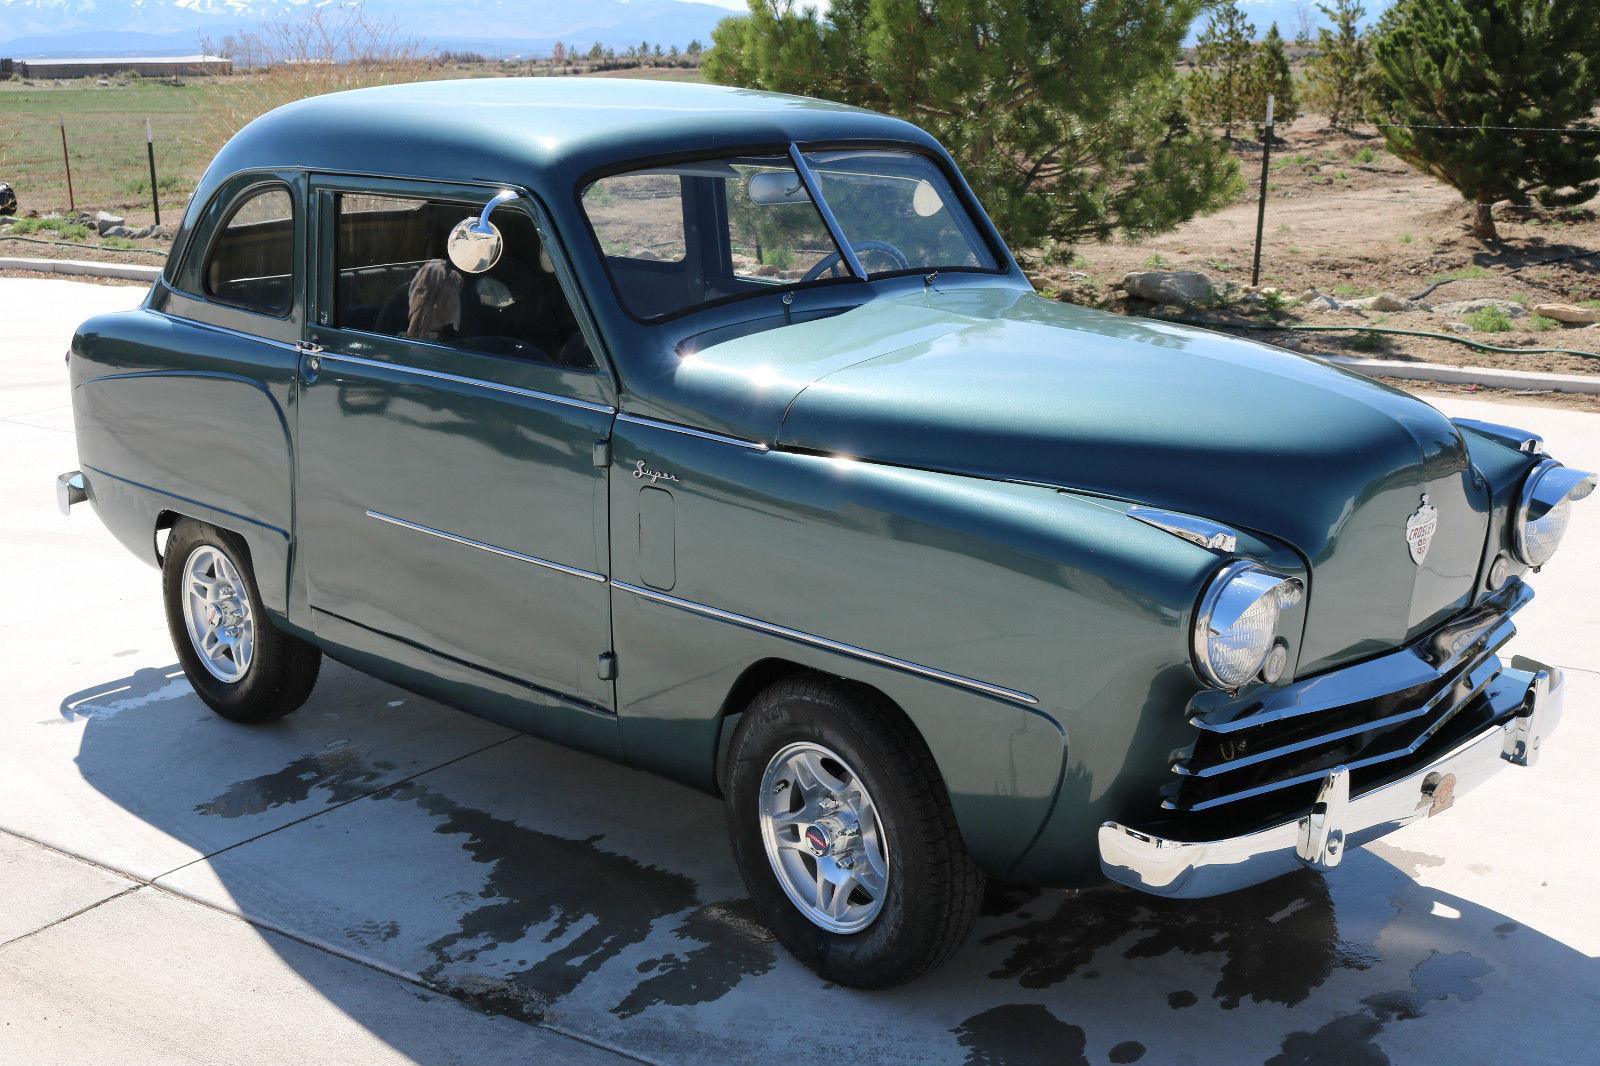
615;412;770;452
324;352;615;415
366;510;607;583
1128;506;1239;554
611;580;1039;705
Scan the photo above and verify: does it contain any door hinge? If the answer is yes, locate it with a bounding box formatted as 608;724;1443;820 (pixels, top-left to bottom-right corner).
592;439;611;468
597;651;618;680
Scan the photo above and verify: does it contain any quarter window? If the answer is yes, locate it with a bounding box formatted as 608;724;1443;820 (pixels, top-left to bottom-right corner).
333;193;594;370
203;186;294;316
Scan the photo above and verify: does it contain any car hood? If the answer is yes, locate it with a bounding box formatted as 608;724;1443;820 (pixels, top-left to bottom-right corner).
664;285;1490;673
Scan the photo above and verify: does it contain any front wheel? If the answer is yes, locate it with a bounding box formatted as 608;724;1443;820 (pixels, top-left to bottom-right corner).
724;676;983;987
162;519;321;724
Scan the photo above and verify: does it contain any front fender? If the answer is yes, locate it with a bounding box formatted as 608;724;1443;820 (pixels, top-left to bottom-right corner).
608;418;1294;878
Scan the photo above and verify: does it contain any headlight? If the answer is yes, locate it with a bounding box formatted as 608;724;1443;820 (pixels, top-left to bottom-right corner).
1193;562;1303;690
1513;459;1596;567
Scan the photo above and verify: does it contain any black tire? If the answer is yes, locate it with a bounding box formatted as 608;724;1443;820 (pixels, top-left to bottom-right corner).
724;675;984;988
162;519;321;724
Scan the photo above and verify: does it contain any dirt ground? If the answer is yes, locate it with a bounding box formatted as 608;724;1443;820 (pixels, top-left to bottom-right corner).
1037;116;1600;374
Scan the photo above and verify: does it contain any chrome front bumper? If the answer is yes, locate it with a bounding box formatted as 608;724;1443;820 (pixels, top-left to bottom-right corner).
1099;657;1564;898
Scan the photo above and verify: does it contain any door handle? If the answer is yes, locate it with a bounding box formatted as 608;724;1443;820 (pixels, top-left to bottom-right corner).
297;341;324;383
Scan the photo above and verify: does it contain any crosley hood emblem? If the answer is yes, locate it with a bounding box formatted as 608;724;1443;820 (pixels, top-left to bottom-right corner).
1406;494;1438;565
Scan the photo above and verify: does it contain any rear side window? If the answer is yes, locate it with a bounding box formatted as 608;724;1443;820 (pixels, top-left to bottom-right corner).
204;186;294;316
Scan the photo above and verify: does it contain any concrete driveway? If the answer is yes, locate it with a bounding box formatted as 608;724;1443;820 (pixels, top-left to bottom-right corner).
3;277;1597;1065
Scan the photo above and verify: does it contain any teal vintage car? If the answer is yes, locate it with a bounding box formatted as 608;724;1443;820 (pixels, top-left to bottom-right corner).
59;78;1591;987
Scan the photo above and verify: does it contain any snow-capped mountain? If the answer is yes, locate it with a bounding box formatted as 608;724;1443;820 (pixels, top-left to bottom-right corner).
0;0;743;58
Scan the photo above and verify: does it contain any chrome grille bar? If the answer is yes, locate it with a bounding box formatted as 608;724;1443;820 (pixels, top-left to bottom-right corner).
1169;656;1505;812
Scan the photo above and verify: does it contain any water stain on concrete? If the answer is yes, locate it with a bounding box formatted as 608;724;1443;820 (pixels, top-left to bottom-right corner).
1266;950;1494;1065
611;898;776;1019
391;782;700;1011
951;1004;1088;1066
199;753;772;1023
1108;1039;1146;1063
1367;841;1448;879
1408;950;1490;1002
982;882;1044;917
349;919;401;946
194;748;397;817
983;873;1371;1009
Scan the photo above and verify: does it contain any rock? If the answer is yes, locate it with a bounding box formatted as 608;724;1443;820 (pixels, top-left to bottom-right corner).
1343;292;1418;312
102;225;134;238
1531;303;1599;325
1120;270;1217;306
94;211;126;235
1433;298;1526;318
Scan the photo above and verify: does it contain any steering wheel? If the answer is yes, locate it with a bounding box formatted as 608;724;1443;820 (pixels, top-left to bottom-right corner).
800;240;911;282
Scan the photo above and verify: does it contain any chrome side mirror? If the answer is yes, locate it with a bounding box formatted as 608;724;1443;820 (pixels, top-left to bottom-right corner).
448;189;517;273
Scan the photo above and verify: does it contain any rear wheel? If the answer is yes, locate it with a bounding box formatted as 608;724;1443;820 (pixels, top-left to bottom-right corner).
725;675;983;987
162;519;321;723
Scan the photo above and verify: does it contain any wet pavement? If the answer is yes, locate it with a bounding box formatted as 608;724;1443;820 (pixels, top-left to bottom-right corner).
4;278;1599;1064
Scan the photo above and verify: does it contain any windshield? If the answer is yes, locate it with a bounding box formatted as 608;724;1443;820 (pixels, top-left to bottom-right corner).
582;148;1000;321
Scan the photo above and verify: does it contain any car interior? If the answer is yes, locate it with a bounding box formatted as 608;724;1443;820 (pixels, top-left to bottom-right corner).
332;195;595;370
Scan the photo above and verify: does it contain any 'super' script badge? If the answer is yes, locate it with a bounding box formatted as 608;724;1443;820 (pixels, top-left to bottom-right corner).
633;460;679;485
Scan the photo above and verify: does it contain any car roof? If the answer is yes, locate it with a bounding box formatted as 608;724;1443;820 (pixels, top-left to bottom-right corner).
204;77;939;192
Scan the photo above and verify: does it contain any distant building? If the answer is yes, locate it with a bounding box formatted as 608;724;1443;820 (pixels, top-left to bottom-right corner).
9;55;233;79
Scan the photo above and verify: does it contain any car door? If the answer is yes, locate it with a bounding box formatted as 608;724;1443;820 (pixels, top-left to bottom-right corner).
294;176;619;753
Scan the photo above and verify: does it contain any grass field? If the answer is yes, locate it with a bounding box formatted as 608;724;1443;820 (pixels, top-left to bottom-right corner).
0;78;216;215
0;65;707;218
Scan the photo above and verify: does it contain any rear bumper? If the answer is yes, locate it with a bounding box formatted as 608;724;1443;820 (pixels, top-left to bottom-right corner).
57;470;88;515
1099;656;1563;898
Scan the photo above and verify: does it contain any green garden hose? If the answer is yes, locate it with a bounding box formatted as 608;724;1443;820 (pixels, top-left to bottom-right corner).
1167;317;1600;360
0;234;168;257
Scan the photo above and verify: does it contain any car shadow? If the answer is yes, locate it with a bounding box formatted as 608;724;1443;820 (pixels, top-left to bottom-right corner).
66;659;1600;1064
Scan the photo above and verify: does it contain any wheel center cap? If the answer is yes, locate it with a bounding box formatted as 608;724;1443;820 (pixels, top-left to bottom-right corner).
804;825;831;855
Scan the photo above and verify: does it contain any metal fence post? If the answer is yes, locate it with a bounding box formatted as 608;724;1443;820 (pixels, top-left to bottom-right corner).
59;115;76;212
145;119;162;226
1251;94;1275;289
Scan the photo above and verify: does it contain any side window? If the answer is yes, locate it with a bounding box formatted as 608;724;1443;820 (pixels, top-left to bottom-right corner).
203;186;294;316
333;193;594;370
583;173;687;263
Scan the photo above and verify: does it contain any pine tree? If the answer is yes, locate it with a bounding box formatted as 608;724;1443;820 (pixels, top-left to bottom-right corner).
1306;0;1371;129
1253;24;1300;135
1188;1;1259;138
1372;0;1600;241
703;0;1240;260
